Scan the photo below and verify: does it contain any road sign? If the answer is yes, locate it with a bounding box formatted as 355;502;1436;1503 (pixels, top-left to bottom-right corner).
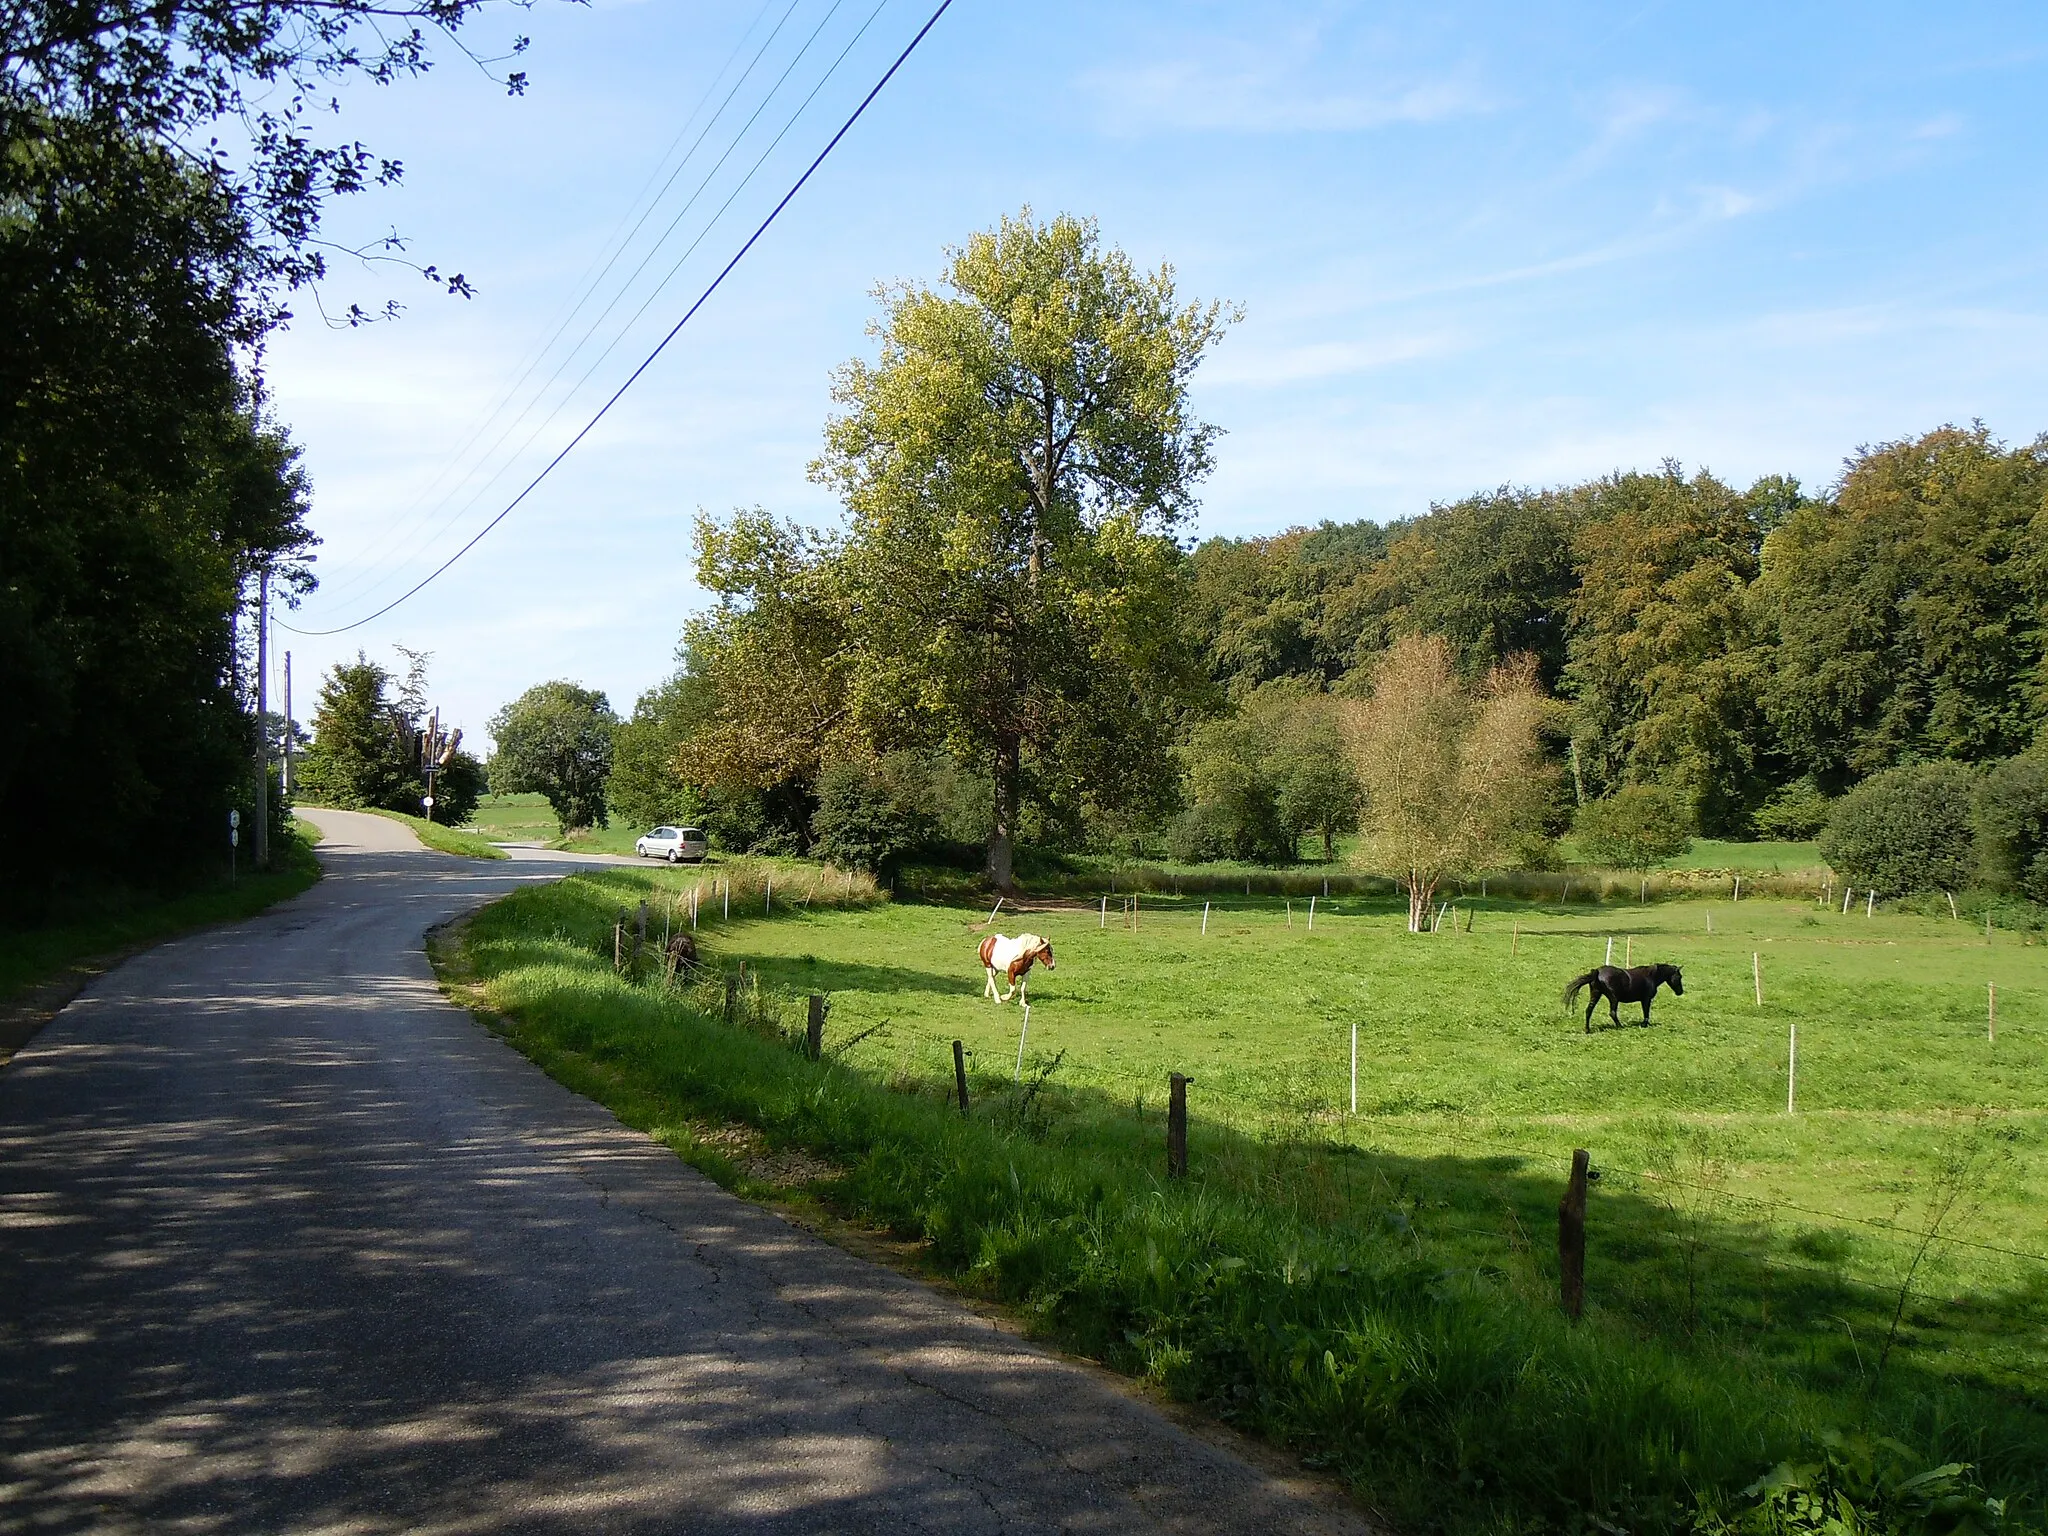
229;809;240;828
422;796;436;811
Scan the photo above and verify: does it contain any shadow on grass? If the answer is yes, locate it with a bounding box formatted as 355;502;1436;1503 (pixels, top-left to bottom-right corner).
457;875;2048;1536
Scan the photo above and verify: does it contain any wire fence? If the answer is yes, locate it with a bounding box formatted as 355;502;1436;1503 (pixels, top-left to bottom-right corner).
577;866;2048;1340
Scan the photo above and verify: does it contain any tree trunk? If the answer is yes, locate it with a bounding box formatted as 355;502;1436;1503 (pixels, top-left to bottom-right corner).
987;733;1022;893
1407;877;1435;933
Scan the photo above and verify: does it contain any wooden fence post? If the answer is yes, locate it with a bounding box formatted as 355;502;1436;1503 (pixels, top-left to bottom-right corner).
613;910;625;972
1558;1147;1590;1322
952;1039;970;1116
1167;1073;1191;1179
633;901;647;972
806;995;825;1061
723;975;738;1026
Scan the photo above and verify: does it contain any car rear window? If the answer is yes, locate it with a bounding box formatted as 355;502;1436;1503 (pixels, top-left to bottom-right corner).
678;828;704;839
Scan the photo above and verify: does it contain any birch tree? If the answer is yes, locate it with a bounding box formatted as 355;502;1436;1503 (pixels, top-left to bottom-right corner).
1344;636;1553;931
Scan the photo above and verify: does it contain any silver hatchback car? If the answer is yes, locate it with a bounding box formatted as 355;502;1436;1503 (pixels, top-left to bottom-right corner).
633;826;708;863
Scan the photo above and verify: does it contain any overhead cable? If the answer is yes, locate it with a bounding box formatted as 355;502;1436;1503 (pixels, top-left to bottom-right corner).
278;0;954;638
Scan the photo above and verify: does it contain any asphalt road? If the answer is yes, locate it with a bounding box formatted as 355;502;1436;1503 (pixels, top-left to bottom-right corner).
0;810;1372;1535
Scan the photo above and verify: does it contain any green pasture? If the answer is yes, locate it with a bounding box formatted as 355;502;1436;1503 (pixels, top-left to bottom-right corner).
671;882;2047;1389
1624;836;1825;874
346;806;506;859
469;792;651;855
455;868;2048;1529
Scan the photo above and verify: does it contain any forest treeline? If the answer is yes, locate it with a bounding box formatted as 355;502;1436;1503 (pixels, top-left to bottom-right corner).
1;0;528;913
607;420;2048;872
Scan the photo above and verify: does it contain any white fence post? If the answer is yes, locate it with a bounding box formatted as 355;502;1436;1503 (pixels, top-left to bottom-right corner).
1349;1022;1358;1115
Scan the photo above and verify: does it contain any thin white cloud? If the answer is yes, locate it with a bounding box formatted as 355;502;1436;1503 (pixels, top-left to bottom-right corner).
1077;27;1496;137
1204;331;1464;388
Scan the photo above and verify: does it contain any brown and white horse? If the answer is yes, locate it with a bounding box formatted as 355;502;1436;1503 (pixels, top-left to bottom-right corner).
978;932;1054;1003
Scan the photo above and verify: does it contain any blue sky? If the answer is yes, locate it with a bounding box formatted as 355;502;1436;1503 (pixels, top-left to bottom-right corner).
266;0;2048;749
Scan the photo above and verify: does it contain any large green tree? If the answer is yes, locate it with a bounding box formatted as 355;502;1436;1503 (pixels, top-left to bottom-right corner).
814;210;1233;889
1561;465;1787;834
1354;489;1581;688
489;681;618;832
1758;427;2048;785
2;0;541;321
607;667;715;832
295;651;484;821
0;123;315;904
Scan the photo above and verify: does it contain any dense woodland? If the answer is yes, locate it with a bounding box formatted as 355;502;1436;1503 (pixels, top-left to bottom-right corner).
605;420;2048;890
1;0;523;912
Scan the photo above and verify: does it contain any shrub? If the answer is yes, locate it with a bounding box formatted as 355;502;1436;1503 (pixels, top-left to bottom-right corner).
1818;762;1977;895
1752;778;1833;841
1573;783;1692;870
426;749;487;825
1975;754;2048;901
811;755;936;874
1180;714;1293;863
1166;803;1229;863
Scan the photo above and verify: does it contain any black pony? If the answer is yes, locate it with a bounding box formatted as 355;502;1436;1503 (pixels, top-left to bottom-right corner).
1563;963;1684;1033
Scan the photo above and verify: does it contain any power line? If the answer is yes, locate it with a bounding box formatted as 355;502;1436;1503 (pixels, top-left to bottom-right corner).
281;0;953;637
323;0;879;619
310;0;813;609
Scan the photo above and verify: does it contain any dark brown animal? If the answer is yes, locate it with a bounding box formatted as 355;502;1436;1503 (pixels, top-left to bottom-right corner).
1563;963;1683;1032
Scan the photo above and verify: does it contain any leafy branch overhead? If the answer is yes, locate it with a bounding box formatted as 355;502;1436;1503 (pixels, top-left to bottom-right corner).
1;0;553;323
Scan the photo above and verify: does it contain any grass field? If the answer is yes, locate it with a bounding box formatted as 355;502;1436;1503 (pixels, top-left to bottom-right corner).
349;806;507;859
707;887;2046;1368
468;792;643;855
453;865;2047;1532
1629;837;1825;873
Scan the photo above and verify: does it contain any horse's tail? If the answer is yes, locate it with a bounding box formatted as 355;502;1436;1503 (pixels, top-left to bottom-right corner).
1562;971;1598;1008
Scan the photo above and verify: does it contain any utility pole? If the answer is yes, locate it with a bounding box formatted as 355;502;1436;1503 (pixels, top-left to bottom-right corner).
423;709;440;822
281;650;293;796
253;566;271;870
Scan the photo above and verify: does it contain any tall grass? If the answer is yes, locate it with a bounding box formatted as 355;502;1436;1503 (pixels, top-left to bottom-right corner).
453;872;2044;1536
895;862;1832;905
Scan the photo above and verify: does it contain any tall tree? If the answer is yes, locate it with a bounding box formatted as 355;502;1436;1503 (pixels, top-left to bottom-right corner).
814;210;1234;889
489;681;617;832
0;123;315;903
607;667;716;832
1562;464;1781;834
1343;636;1553;931
1758;426;2048;785
1353;489;1580;687
670;509;851;823
296;650;484;820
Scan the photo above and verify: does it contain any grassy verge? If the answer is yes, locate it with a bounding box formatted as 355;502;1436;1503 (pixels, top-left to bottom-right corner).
340;807;508;859
1;819;322;1003
443;869;2043;1536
